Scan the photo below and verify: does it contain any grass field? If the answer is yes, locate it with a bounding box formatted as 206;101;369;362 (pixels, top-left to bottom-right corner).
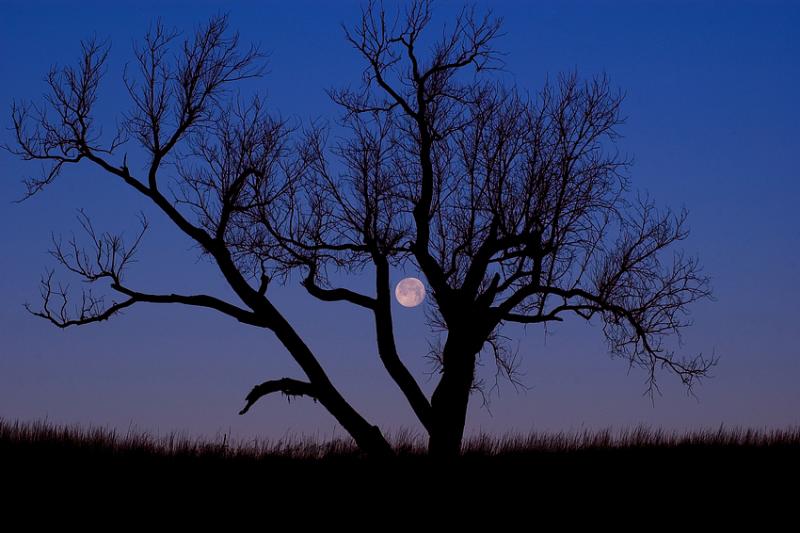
3;416;798;469
3;416;798;514
5;417;797;516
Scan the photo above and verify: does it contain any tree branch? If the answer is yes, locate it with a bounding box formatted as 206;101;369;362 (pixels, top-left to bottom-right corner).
302;275;377;310
239;378;318;415
110;284;268;327
373;255;433;431
503;312;563;324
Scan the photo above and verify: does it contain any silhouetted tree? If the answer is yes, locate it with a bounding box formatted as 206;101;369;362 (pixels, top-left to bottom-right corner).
7;2;714;459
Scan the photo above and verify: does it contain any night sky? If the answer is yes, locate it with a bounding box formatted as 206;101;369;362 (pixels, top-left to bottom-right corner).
1;0;798;443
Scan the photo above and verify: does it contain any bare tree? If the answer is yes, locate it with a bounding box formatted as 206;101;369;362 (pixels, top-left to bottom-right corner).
282;0;715;457
6;15;397;457
7;3;714;460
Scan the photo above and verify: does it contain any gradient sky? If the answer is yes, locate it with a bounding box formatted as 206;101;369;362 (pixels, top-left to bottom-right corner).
1;0;798;444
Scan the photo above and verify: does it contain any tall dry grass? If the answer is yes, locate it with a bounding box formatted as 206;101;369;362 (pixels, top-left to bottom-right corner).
2;417;798;461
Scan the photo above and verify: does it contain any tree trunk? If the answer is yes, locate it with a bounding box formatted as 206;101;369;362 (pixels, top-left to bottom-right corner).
269;307;394;458
428;336;479;459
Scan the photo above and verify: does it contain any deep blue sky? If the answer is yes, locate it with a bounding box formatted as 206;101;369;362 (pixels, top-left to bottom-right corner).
1;0;798;443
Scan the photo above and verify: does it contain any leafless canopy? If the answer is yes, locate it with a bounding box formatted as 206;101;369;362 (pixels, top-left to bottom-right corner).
269;1;714;396
9;16;274;329
7;3;714;457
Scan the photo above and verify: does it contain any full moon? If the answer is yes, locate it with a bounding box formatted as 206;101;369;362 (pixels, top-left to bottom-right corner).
395;277;426;308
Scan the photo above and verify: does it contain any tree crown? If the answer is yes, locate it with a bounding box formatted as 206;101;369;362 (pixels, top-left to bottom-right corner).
7;2;714;418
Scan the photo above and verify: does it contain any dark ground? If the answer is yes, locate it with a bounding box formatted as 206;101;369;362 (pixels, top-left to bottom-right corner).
2;419;798;515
